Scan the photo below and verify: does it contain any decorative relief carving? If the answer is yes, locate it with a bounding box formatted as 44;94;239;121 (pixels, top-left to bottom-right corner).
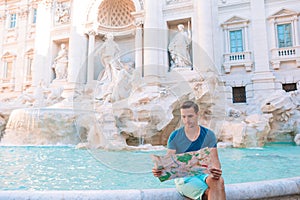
54;1;70;25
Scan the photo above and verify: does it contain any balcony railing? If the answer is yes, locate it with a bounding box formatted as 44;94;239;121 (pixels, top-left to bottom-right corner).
270;46;300;70
223;51;253;73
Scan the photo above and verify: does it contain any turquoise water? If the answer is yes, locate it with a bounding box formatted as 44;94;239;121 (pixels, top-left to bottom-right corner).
1;143;299;190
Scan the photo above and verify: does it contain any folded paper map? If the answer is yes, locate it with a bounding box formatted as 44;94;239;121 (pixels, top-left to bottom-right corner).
151;147;212;182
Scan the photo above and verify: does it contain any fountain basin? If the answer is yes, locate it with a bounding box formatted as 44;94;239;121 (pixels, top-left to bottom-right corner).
0;177;300;200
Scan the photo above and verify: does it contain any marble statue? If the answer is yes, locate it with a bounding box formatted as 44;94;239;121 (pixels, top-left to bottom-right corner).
97;33;122;83
96;33;124;101
111;62;134;102
168;23;192;69
52;43;68;80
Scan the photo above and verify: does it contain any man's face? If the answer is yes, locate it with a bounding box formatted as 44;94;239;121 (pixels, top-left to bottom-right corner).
180;107;199;129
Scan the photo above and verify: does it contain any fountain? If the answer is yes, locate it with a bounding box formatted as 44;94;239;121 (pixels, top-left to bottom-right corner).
1;54;299;199
0;16;300;200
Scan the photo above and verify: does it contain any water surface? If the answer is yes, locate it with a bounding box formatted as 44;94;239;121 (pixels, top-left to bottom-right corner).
1;143;299;190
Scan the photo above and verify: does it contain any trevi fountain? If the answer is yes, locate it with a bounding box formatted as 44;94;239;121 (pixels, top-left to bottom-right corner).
0;0;300;199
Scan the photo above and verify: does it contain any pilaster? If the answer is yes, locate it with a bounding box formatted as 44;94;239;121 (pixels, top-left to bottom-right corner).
250;0;275;94
143;0;166;84
132;13;144;77
194;0;218;72
87;30;96;83
67;0;88;84
32;1;52;87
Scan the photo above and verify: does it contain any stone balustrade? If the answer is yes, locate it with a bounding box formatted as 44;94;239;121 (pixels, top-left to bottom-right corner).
271;46;300;69
223;51;253;73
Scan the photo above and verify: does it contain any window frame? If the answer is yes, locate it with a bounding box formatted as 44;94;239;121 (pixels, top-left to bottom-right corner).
232;86;247;103
9;13;17;28
277;23;293;48
32;8;37;24
3;61;13;81
229;29;244;53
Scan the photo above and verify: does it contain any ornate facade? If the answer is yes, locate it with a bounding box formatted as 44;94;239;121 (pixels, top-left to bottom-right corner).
0;0;300;147
1;0;299;100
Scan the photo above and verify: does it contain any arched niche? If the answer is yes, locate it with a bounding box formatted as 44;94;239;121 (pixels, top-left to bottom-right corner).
86;0;143;36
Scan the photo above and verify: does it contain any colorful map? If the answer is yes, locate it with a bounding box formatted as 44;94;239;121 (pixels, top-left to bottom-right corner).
151;147;212;182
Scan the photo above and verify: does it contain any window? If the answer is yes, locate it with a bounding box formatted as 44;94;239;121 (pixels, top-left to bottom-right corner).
10;13;17;28
33;9;37;24
232;87;246;103
277;24;292;48
4;62;13;80
230;30;243;53
282;83;297;92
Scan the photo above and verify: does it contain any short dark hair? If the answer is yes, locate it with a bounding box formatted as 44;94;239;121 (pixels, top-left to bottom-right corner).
180;100;199;113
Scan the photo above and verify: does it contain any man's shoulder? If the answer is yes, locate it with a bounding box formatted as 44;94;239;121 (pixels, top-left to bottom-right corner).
169;127;184;138
200;126;215;135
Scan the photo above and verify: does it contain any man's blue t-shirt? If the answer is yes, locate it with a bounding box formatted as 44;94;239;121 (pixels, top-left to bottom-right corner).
167;126;217;154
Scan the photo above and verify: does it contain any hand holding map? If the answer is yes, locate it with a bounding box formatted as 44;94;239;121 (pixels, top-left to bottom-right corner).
151;147;212;182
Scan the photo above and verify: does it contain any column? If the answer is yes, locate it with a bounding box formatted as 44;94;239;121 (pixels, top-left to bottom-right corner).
224;27;230;53
194;0;218;72
250;0;275;93
244;24;249;51
67;0;88;84
32;1;52;87
269;18;276;49
14;9;29;91
251;0;271;73
87;30;96;83
293;17;299;46
143;0;165;83
134;20;143;76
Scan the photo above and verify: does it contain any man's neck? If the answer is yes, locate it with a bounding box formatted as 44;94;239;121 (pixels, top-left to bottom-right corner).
185;125;200;140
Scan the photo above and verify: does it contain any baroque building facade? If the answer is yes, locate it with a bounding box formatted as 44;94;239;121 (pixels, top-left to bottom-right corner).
0;0;300;118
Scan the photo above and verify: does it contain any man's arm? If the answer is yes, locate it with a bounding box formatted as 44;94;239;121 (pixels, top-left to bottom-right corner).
166;149;176;155
209;148;222;180
152;148;176;177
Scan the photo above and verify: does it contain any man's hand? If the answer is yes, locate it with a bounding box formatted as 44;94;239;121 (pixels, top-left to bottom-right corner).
152;167;162;177
209;167;222;180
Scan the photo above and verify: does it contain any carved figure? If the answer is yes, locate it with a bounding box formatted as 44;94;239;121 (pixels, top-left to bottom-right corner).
168;24;192;69
111;62;134;102
52;43;68;80
96;33;126;101
97;33;122;83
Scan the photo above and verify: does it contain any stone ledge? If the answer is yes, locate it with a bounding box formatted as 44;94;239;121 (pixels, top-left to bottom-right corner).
0;177;299;200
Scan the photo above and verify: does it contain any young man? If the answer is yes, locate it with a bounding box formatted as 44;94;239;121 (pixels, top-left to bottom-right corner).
152;101;226;200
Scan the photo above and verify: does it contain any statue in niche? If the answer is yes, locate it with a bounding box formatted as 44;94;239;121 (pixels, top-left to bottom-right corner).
97;33;122;83
168;23;192;70
52;43;68;80
96;33;124;101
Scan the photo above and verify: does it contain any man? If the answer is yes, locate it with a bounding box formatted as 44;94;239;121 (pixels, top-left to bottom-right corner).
152;101;226;200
